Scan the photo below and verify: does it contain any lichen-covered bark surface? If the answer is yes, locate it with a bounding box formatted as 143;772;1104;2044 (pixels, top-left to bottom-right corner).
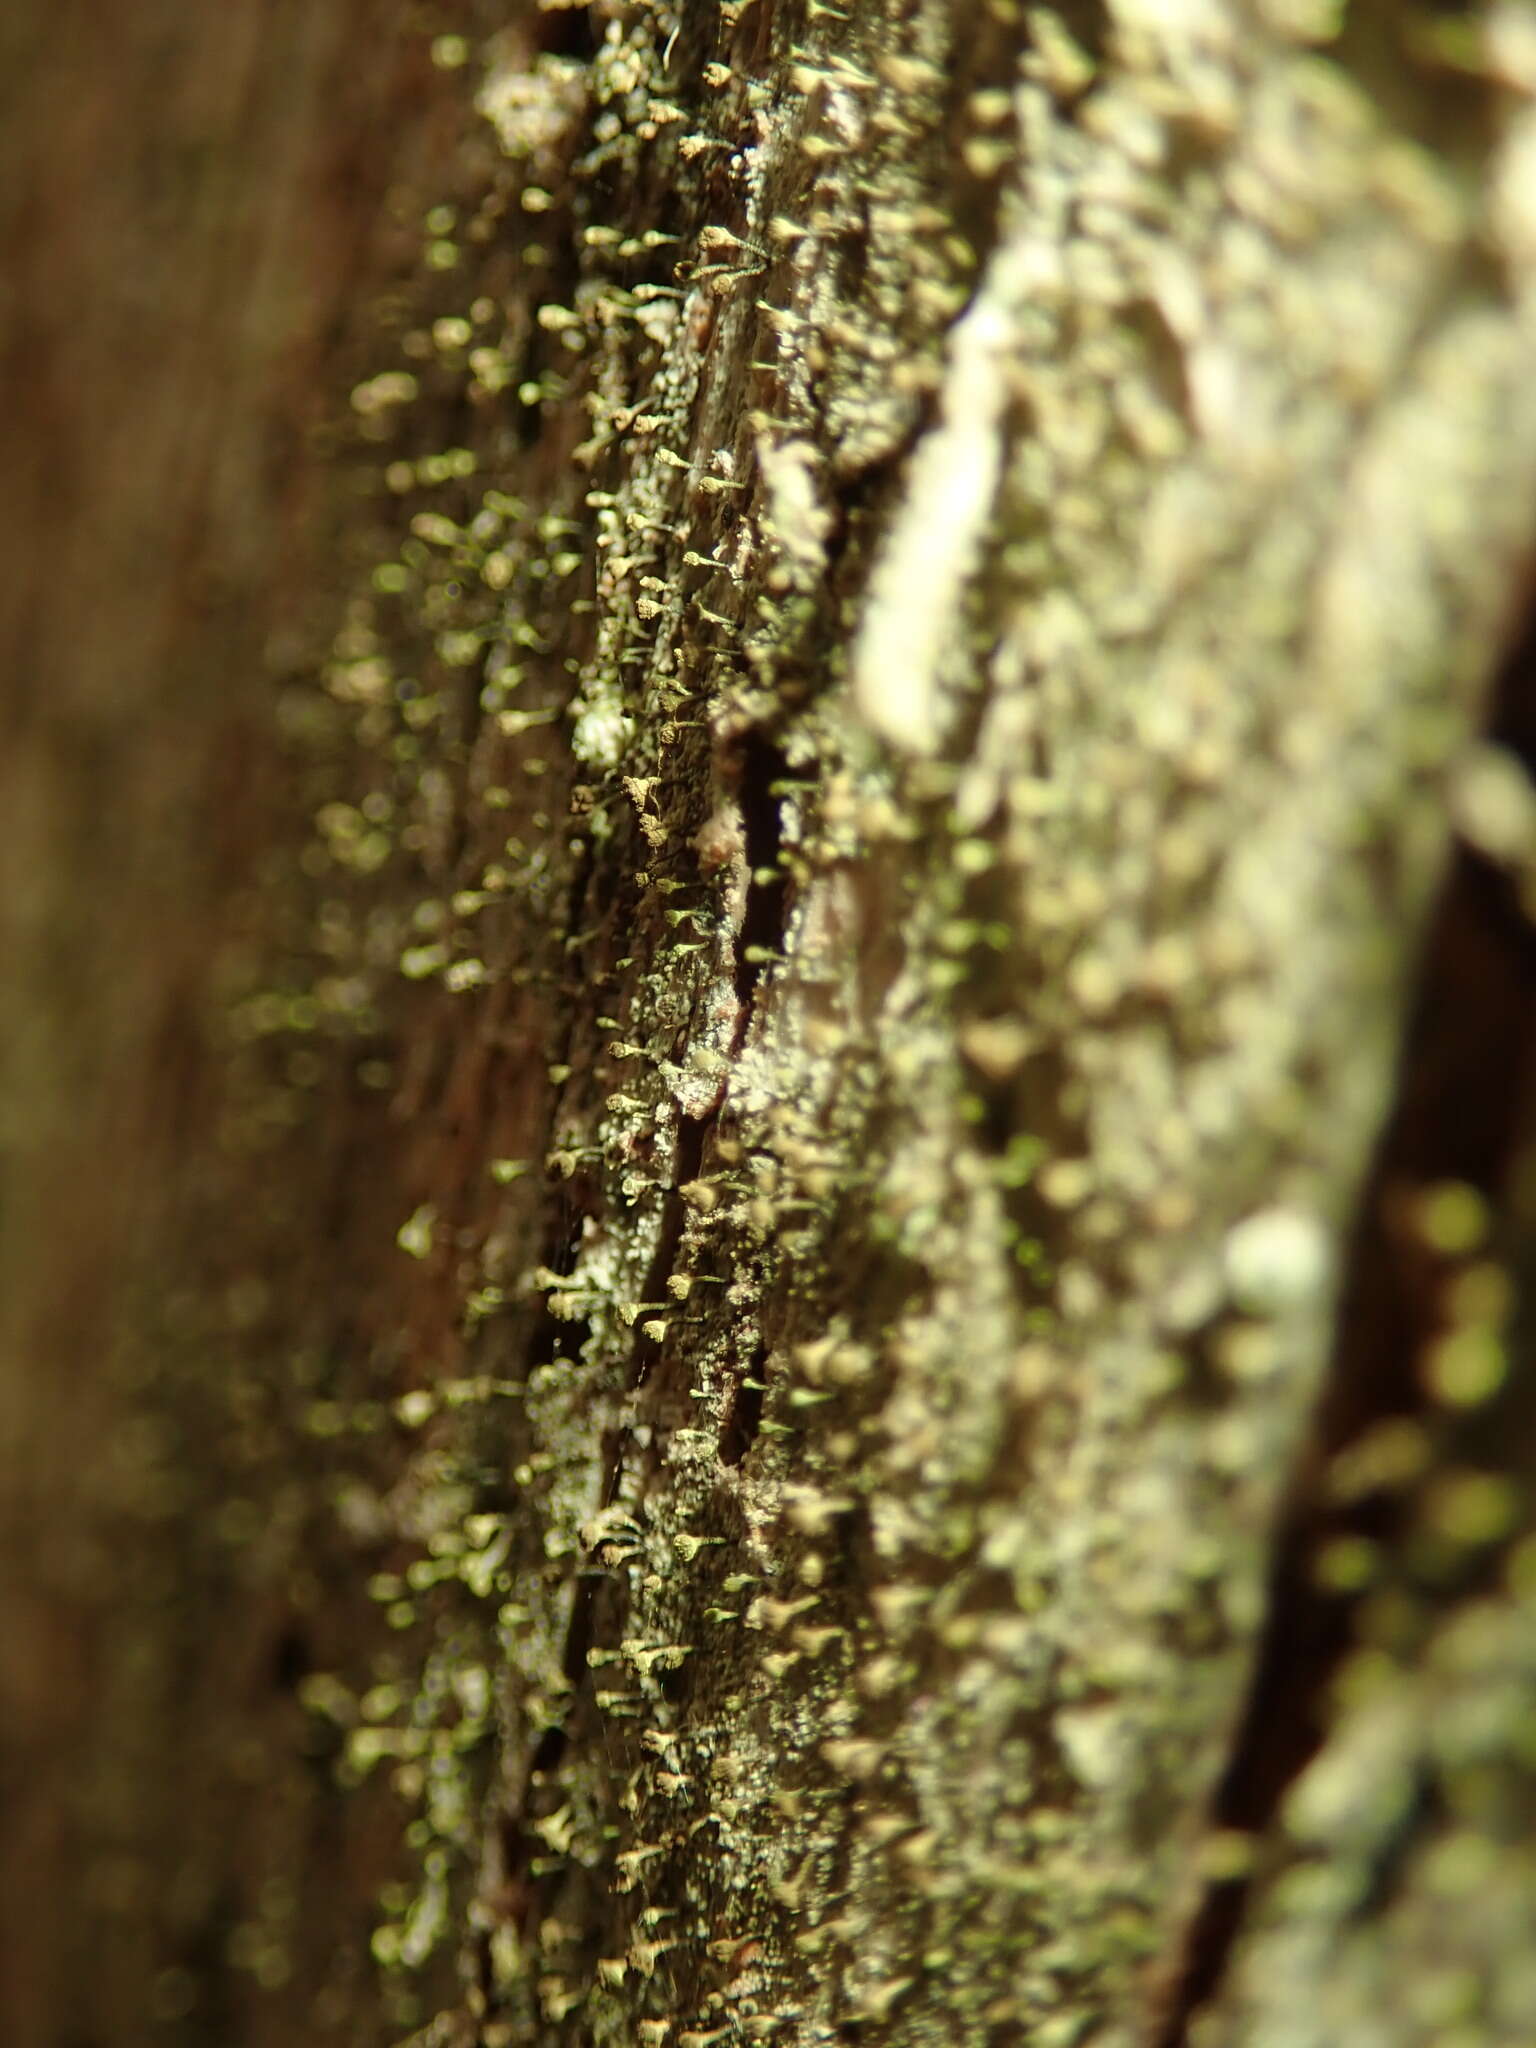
9;2;1536;2047
274;5;1536;2046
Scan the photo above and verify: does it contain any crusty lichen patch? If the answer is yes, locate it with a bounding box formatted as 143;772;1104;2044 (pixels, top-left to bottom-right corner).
277;2;1536;2044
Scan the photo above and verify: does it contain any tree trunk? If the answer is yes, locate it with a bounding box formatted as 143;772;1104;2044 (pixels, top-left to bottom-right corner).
6;4;1536;2046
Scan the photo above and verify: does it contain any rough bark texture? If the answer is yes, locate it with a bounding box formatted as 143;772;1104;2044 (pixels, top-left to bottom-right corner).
6;4;1536;2048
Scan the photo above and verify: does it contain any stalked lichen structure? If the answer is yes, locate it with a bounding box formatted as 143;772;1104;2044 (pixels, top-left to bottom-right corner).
264;6;1536;2046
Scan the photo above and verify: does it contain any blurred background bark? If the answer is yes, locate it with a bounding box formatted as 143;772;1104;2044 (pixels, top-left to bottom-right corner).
0;5;466;2039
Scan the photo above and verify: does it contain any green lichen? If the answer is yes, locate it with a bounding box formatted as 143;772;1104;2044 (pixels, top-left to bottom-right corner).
263;1;1536;2044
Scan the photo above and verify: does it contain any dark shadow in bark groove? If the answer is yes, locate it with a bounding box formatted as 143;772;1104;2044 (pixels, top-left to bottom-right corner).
629;1111;712;1393
718;1336;769;1467
733;728;793;1008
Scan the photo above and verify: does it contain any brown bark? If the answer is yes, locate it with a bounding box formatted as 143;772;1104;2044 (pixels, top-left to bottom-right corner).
0;5;461;2041
5;5;1536;2047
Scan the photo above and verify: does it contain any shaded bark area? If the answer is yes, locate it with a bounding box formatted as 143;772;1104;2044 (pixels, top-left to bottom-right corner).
7;6;1536;2048
0;4;470;2042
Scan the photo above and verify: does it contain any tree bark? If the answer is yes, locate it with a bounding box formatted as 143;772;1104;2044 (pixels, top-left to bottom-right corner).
6;4;1536;2047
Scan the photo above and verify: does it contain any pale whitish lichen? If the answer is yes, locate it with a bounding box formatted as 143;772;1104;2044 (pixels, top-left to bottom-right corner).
851;235;1032;755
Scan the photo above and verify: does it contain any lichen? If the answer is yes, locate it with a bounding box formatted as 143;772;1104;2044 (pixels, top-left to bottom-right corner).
266;2;1536;2044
